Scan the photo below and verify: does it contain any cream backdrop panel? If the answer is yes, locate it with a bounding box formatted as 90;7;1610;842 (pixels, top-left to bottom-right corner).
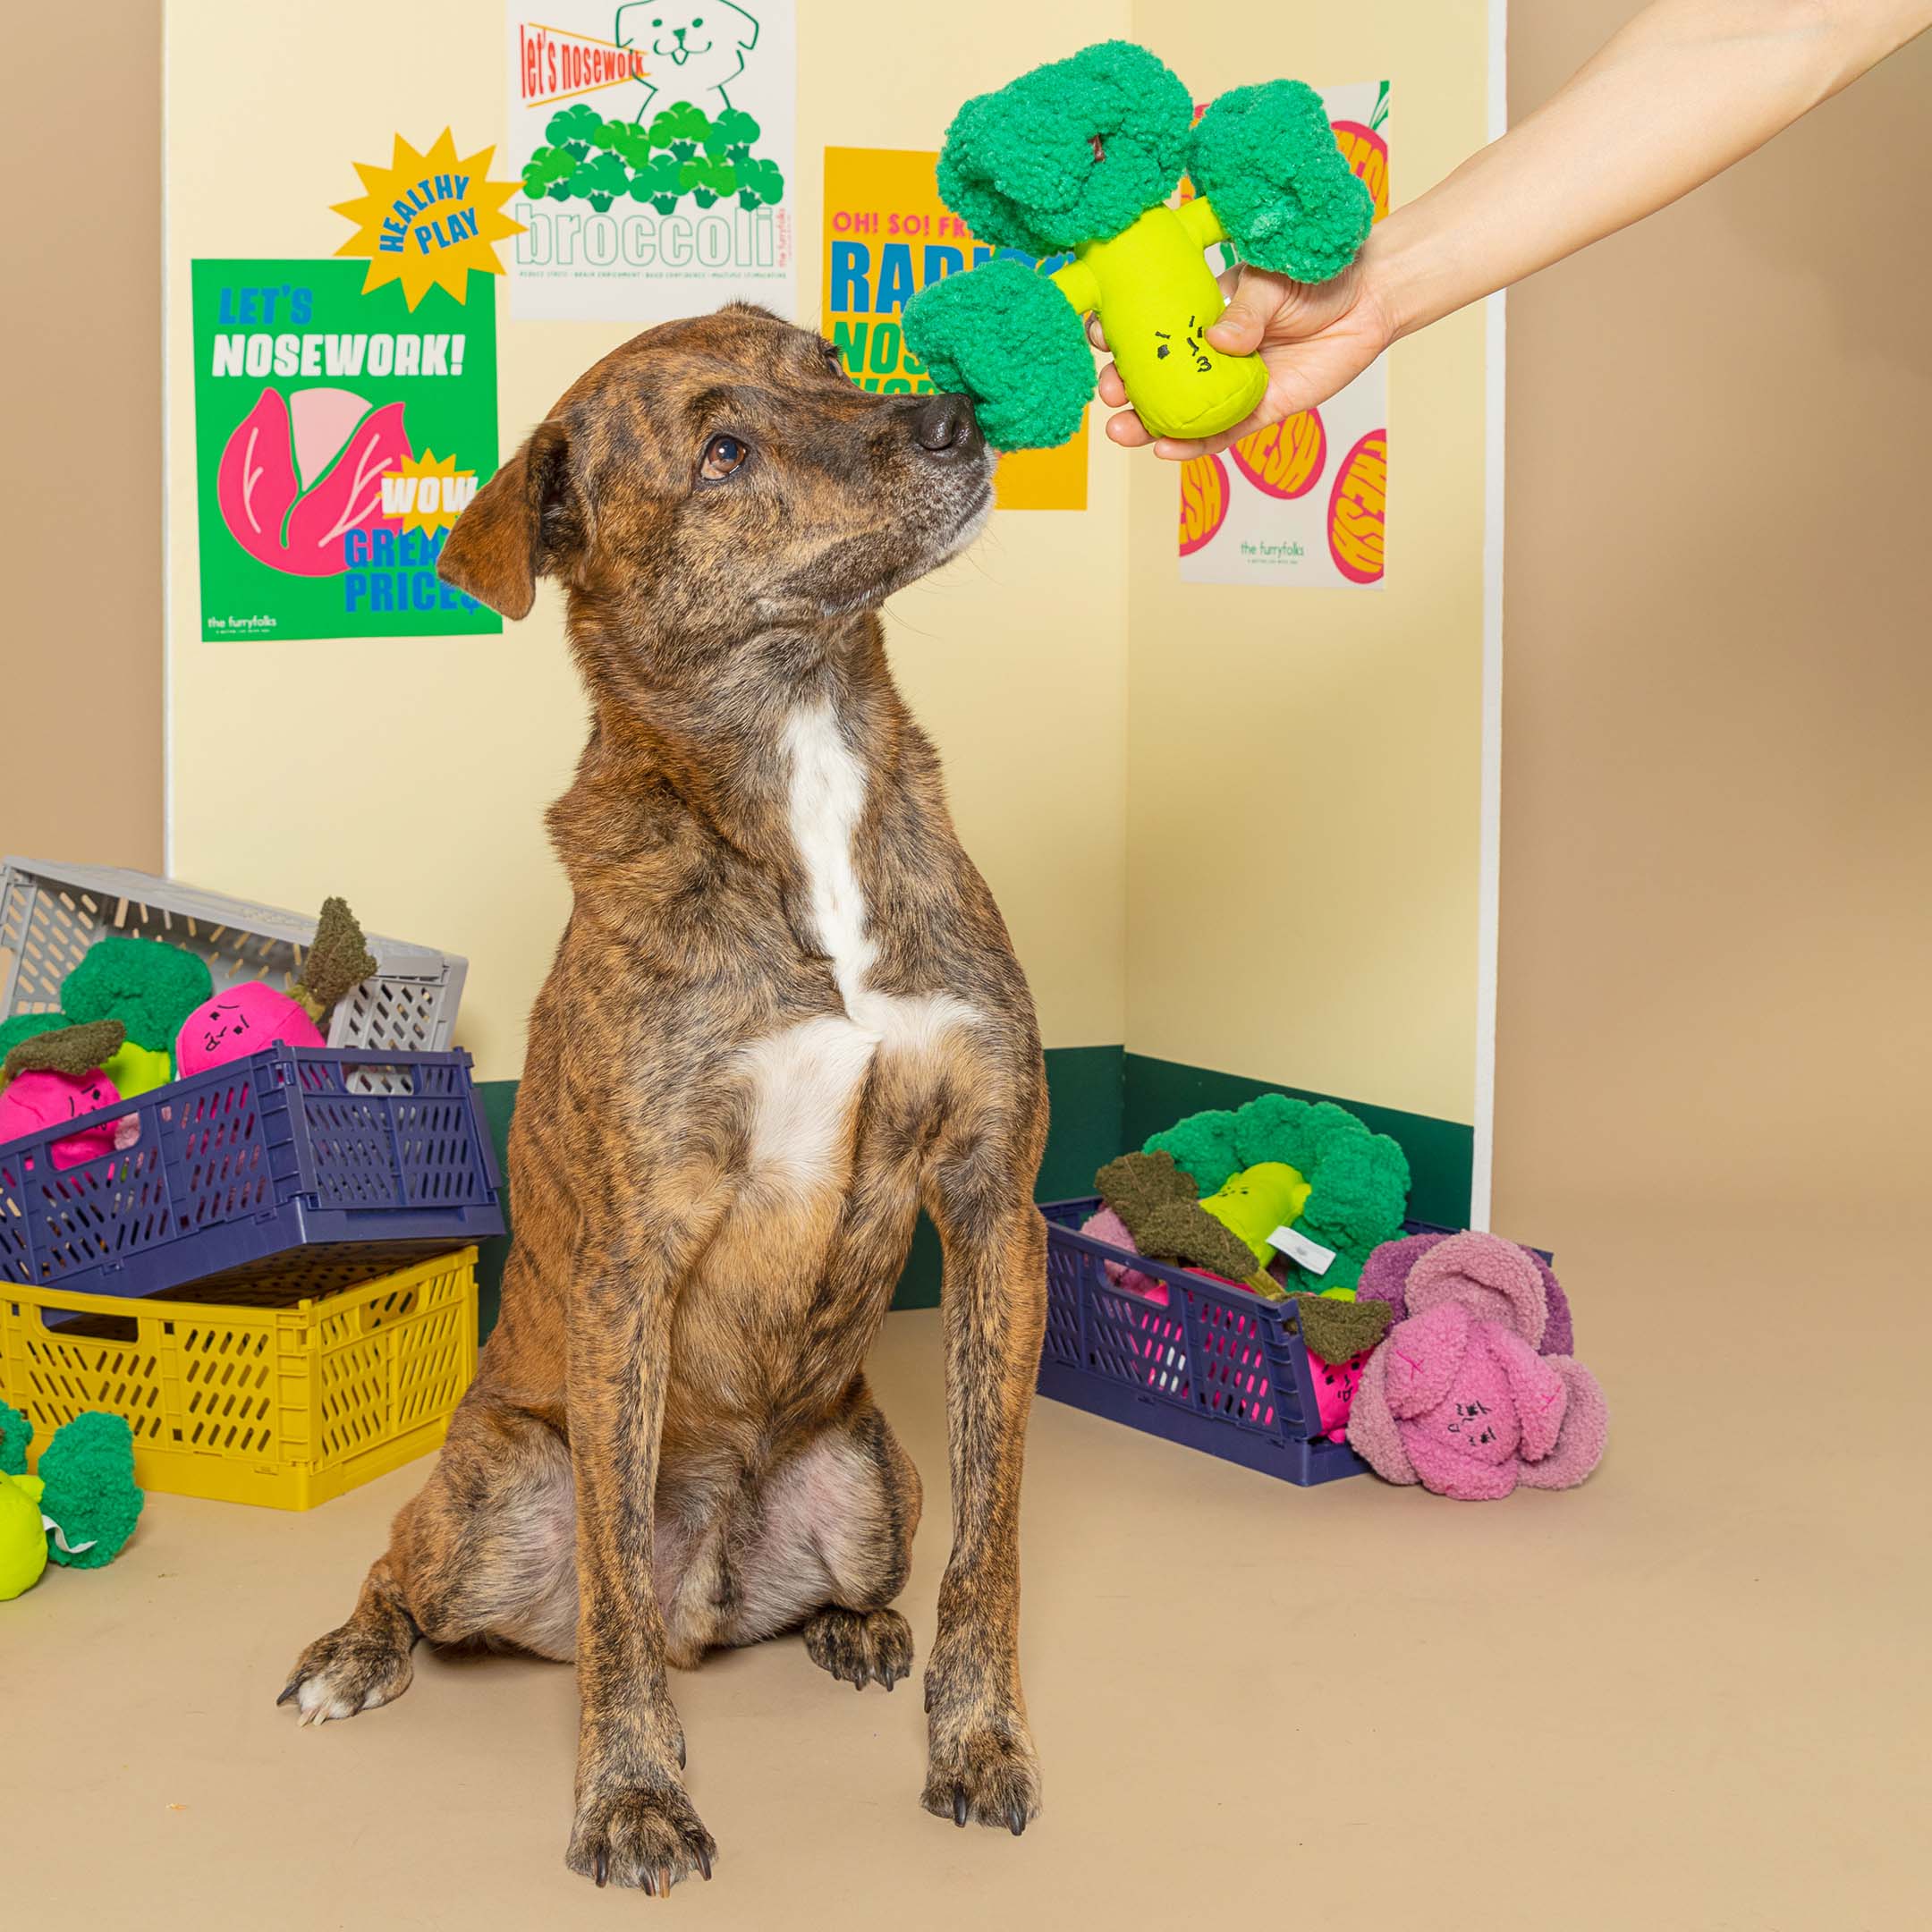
1124;4;1496;1132
165;0;1129;1081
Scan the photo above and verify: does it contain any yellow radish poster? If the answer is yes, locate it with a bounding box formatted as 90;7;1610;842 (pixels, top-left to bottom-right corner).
821;146;1088;513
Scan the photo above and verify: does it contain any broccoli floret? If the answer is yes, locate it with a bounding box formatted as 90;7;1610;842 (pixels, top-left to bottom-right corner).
708;107;760;158
0;1400;30;1479
1188;80;1374;283
547;102;606;158
0;1013;69;1063
936;39;1193;256
679;155;737;209
902;258;1093;452
629;154;685;213
575;151;632;212
61;937;213;1052
1144;1107;1243;1194
648;101;712;162
596;118;656;172
38;1411;143;1570
734;156;784;209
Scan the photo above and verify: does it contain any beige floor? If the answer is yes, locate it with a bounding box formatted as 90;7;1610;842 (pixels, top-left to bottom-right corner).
8;1213;1924;1930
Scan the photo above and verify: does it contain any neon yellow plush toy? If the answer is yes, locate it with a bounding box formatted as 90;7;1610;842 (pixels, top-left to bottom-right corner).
902;41;1373;448
0;1401;144;1601
0;1469;50;1601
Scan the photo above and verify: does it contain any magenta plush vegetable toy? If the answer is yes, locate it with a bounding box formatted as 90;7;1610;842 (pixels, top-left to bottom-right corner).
0;1021;140;1170
174;896;377;1075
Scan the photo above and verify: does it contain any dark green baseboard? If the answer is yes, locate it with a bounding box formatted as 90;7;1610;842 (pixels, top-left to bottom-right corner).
470;1044;1470;1333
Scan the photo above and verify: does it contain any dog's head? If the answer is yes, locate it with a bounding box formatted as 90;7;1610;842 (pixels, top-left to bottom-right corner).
439;304;993;646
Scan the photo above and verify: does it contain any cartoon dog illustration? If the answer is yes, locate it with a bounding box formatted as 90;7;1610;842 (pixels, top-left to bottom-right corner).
615;2;760;116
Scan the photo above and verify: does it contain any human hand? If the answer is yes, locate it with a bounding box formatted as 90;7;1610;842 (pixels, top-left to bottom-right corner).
1087;259;1395;461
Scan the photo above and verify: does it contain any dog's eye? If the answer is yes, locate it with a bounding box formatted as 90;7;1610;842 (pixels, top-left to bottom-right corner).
820;341;848;381
700;433;749;480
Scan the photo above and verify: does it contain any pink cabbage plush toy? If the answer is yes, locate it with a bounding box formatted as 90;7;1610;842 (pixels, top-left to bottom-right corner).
0;1022;141;1171
1348;1232;1608;1500
174;896;377;1076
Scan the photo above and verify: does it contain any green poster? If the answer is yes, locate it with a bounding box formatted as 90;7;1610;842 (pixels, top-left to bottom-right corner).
190;259;501;641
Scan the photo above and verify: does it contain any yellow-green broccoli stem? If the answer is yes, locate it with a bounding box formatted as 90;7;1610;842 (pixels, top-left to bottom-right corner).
1054;197;1267;443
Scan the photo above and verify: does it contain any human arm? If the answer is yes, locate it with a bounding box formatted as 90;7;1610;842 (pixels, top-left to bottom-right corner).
1097;0;1932;457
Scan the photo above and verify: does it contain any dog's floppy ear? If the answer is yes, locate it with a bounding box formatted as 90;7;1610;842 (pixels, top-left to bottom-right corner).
439;419;580;620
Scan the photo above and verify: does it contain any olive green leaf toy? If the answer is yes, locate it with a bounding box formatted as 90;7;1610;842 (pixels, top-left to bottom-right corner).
902;40;1374;449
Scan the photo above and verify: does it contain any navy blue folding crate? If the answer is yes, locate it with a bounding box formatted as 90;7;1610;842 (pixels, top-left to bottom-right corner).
1038;1198;1555;1487
0;1045;504;1301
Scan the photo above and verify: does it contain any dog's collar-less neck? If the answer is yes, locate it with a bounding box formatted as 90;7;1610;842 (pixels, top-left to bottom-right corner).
565;608;905;876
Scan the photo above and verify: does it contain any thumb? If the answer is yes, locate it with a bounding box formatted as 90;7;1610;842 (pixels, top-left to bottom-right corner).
1205;269;1284;355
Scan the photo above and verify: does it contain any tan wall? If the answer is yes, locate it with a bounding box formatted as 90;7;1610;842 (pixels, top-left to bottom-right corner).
1492;12;1932;1233
1;0;164;870
1123;4;1496;1134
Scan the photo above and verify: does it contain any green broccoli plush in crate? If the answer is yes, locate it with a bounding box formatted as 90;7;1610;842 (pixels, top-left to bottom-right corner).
902;41;1374;449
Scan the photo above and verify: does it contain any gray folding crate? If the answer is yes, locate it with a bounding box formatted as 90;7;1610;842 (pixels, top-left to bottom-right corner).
0;858;467;1055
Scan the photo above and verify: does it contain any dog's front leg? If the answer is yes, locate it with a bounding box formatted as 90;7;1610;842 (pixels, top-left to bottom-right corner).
564;1244;714;1894
921;1119;1050;1835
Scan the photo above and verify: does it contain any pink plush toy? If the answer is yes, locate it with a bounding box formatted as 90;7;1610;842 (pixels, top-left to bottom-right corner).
1348;1231;1608;1500
175;983;326;1076
174;895;377;1076
0;1021;140;1172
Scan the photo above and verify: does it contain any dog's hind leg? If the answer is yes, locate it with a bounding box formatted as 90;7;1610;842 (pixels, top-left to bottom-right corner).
686;1389;922;1689
278;1390;579;1724
794;1397;923;1691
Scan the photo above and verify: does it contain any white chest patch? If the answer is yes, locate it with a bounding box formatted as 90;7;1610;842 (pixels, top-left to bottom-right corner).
781;702;876;1007
733;704;980;1199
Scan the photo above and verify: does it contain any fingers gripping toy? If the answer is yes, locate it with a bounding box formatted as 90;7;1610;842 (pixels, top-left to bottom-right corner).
902;41;1374;449
174;896;378;1075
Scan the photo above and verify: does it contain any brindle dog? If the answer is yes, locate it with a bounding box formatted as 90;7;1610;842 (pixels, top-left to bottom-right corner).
278;304;1050;1893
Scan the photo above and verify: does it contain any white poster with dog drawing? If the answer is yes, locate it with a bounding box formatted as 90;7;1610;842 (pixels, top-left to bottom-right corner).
1179;80;1389;589
503;0;796;321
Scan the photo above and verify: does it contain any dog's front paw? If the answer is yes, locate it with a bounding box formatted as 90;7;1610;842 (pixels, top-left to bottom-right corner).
803;1605;914;1690
277;1620;413;1727
566;1780;716;1893
921;1713;1042;1836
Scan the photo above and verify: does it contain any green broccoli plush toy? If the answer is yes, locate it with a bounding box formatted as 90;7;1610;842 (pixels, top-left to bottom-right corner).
0;1399;144;1600
902;41;1373;449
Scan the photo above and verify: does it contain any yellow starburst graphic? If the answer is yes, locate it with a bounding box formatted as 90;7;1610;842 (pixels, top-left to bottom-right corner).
332;129;526;309
381;451;479;537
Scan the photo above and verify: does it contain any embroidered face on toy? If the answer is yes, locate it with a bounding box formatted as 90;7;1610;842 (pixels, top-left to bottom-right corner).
1309;1346;1374;1444
0;1069;128;1170
175;984;326;1076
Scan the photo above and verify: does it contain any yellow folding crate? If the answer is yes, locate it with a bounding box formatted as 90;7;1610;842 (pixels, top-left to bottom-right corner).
0;1246;478;1510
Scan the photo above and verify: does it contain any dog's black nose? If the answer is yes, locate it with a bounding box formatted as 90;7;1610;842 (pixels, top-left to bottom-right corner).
912;394;980;457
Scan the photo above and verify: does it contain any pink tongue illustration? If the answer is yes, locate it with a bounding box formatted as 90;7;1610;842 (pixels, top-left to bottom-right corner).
216;387;412;576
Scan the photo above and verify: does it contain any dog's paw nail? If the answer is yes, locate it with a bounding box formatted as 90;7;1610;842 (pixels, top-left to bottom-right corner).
275;1678;303;1707
675;1735;687;1770
1009;1802;1028;1836
953;1788;969;1828
640;1866;656;1897
697;1844;712;1882
657;1865;672;1897
594;1851;608;1889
